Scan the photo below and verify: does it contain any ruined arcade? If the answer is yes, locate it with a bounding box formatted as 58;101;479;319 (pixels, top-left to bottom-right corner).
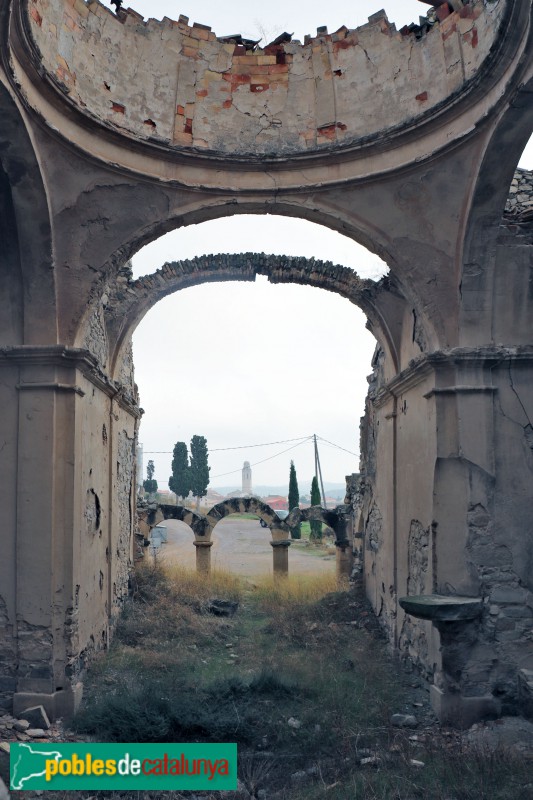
0;0;532;725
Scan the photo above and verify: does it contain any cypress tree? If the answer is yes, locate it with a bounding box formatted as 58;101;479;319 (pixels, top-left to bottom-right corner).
288;460;301;539
310;475;323;542
143;459;158;496
169;441;190;502
189;435;210;510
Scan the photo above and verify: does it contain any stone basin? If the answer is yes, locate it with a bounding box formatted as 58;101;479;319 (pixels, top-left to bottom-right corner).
399;595;483;622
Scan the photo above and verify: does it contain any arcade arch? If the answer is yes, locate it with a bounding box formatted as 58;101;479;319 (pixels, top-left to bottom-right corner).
152;498;347;578
81;248;428;393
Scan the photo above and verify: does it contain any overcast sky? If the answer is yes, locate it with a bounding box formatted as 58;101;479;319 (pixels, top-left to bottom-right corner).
102;0;533;493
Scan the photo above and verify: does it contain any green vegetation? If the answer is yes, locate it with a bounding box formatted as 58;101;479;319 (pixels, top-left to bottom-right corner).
143;458;158;495
310;475;323;542
169;441;190;501
63;565;533;800
189;434;210;509
288;459;301;539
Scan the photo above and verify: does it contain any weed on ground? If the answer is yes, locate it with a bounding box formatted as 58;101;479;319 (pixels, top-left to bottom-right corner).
36;564;533;800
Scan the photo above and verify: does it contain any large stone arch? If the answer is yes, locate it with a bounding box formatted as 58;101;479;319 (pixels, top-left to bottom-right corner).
460;8;533;348
0;80;55;344
10;0;522;357
101;252;415;384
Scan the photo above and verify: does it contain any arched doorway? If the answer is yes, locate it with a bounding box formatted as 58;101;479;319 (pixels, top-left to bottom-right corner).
3;0;533;725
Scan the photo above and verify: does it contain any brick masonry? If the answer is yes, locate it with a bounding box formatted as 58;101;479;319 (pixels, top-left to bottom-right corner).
27;0;502;155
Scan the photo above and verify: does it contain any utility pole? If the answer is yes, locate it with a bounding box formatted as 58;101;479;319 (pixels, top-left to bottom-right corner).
313;434;327;509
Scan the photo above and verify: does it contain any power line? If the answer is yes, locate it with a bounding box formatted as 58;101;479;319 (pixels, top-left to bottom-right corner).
143;434;357;485
316;435;358;458
212;435;311;452
210;437;312;480
144;434;312;454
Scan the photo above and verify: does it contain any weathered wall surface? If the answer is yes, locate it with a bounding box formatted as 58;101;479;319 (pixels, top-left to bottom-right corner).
361;351;440;682
68;373;137;685
0;361;19;709
359;335;533;715
26;0;502;155
488;361;533;708
0;345;139;717
2;0;532;725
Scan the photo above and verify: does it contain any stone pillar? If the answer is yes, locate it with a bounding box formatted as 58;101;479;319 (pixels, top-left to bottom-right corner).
11;352;82;719
2;346;139;720
270;540;291;577
194;541;213;575
335;541;353;581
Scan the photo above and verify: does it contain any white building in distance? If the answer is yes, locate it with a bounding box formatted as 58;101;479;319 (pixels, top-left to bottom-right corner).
242;461;252;495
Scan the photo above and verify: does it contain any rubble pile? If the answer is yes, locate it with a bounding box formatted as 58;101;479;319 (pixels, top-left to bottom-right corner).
505;168;533;222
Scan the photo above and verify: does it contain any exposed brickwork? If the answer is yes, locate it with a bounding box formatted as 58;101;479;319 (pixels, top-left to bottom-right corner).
26;0;503;155
83;303;108;368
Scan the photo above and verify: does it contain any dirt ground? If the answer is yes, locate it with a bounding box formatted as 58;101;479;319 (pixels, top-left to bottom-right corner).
150;516;336;578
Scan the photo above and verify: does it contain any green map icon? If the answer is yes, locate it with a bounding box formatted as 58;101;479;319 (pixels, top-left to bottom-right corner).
11;743;64;790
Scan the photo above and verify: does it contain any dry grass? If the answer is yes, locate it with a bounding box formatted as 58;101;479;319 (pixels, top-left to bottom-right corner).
54;564;533;800
132;561;242;604
253;571;342;609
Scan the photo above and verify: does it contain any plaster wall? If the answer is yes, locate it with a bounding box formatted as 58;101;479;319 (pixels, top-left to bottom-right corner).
68;373;137;688
363;364;440;681
363;390;396;642
361;343;533;712
395;374;439;680
480;360;533;705
0;364;19;709
492;238;533;346
0;351;138;715
26;0;502;155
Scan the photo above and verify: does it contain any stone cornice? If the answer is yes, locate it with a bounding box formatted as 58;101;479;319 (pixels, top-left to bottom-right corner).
372;346;533;408
0;345;141;417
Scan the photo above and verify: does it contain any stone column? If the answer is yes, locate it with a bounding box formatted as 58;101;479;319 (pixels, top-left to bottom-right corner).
194;541;213;575
270;540;291;577
335;540;353;581
11;351;82;720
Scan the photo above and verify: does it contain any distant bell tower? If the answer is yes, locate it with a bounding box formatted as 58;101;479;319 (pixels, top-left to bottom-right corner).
242;461;252;495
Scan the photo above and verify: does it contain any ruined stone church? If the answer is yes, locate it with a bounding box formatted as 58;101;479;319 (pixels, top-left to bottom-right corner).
0;0;532;726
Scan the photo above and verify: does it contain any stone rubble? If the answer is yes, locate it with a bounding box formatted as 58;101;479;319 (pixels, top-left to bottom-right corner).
16;705;50;730
0;711;68;745
504;168;533;221
391;713;419;728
